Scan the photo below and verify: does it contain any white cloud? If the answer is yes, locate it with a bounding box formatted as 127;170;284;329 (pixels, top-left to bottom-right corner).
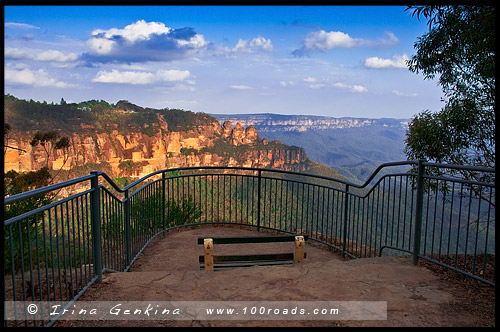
5;48;78;62
92;69;191;85
5;22;40;30
293;30;400;56
156;69;191;81
232;36;273;53
303;77;317;83
308;83;326;89
229;85;252;90
364;54;409;69
280;80;295;87
91;20;171;44
249;36;273;51
304;30;357;51
333;82;367;93
4;67;75;88
392;90;418;97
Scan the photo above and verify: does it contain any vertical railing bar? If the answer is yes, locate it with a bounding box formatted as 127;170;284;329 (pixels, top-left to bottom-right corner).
9;224;18;327
446;182;456;264
65;200;74;299
402;176;409;250
90;171;102;283
162;173;166;231
424;177;433;258
472;184;482;276
369;184;376;257
72;198;83;293
111;192;117;270
33;213;43;326
342;184;349;257
362;190;367;257
257;170;262;231
229;174;233;223
390;176;396;247
16;218;28;326
396;176;403;250
409;174;415;252
124;189;131;266
52;204;63;302
84;194;91;284
455;182;464;267
280;179;284;231
413;159;425;265
326;187;331;246
384;177;390;247
438;179;447;262
481;188;493;280
430;179;439;259
25;216;36;326
464;183;473;271
41;210;51;308
329;189;335;247
374;182;380;257
246;175;250;224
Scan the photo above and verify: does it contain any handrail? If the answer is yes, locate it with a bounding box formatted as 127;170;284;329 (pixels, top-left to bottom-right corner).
97;161;420;194
3;174;94;205
4;160;495;208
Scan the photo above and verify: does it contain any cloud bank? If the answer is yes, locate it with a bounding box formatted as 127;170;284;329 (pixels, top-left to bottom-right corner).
82;20;208;63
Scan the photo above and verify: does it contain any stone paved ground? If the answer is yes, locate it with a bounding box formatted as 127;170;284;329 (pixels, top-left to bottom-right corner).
54;225;495;327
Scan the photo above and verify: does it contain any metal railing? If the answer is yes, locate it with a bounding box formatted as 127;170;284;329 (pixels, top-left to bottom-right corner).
3;160;495;326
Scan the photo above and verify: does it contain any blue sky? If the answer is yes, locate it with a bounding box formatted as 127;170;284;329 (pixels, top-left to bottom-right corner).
4;5;445;119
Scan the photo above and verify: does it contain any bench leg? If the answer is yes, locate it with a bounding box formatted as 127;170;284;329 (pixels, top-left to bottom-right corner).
204;238;214;272
294;236;305;263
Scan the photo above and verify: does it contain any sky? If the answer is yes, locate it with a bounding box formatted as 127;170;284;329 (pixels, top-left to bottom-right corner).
4;5;446;119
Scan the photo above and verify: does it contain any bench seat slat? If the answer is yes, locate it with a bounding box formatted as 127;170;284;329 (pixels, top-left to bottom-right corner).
197;234;308;245
200;261;295;270
199;253;296;263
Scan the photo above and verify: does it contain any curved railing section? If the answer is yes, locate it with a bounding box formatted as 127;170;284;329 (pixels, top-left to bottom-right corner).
3;161;495;327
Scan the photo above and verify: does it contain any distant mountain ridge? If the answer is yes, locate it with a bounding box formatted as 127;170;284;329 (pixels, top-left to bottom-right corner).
211;113;410;132
211;113;411;183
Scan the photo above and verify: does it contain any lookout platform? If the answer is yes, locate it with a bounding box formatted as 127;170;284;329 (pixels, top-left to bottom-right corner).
53;225;494;327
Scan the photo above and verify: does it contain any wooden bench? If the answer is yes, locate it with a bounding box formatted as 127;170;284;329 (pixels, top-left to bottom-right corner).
198;234;308;271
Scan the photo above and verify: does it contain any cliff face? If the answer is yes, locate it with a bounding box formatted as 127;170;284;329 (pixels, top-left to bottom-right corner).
4;98;308;179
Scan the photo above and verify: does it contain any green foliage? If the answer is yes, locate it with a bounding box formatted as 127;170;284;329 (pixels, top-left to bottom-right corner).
405;5;495;173
159;108;215;131
4;168;54;274
4;168;54;220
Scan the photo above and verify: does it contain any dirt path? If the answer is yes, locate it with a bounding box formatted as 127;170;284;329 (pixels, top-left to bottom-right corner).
54;225;495;327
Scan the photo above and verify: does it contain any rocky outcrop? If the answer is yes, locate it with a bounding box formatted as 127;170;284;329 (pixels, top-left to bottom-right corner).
5;112;308;179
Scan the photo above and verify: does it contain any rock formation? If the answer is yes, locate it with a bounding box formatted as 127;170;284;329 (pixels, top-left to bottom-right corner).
4;97;309;180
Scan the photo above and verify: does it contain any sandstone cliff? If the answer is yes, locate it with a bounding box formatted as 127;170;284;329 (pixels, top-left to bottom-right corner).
4;96;308;180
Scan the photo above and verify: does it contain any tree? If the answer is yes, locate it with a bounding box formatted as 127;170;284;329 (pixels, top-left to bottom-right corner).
404;5;495;207
404;5;495;173
30;131;71;184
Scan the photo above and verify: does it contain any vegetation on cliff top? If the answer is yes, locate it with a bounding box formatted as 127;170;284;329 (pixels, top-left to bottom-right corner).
4;94;217;135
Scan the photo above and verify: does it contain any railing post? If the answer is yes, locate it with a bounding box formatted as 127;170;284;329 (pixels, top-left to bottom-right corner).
124;189;131;266
162;172;166;231
90;171;103;283
257;169;262;232
342;184;350;258
413;159;426;265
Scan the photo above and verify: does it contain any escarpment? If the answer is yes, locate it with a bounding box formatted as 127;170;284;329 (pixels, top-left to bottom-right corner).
4;97;309;180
